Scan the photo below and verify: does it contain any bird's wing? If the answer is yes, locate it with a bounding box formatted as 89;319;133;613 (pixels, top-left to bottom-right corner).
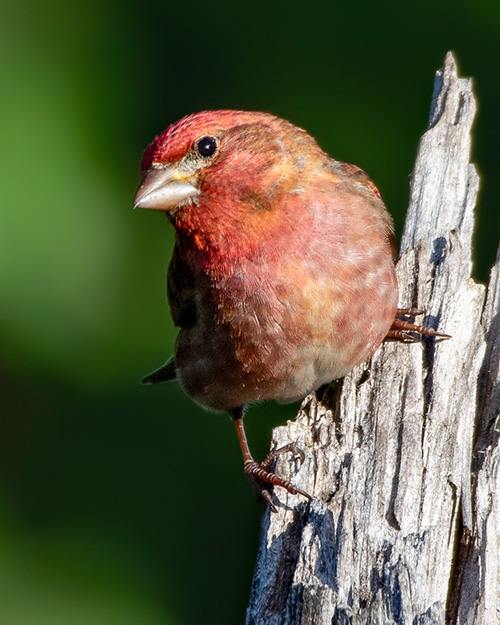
334;161;382;199
335;161;398;259
167;239;198;329
141;354;176;384
142;240;197;385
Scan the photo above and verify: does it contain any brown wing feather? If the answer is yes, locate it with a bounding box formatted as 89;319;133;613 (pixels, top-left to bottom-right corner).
335;161;398;260
167;239;198;329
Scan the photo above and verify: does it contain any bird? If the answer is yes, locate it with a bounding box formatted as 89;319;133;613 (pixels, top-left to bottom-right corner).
134;110;447;511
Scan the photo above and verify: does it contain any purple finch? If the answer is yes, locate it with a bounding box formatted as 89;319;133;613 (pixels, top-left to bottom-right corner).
135;110;446;510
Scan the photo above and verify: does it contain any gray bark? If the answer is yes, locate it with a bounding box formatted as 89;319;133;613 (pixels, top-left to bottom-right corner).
246;53;500;625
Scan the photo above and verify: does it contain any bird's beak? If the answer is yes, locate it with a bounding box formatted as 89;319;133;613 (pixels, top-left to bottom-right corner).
134;166;199;211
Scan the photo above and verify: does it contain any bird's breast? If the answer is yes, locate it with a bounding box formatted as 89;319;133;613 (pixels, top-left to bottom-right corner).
174;245;397;411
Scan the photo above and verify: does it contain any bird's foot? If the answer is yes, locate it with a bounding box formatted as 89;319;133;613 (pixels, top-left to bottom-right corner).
244;443;312;513
385;308;451;343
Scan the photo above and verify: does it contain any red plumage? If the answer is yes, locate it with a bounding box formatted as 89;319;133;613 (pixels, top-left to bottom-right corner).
135;110;441;511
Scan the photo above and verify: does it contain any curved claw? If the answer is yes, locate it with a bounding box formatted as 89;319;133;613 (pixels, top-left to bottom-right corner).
259;484;278;514
231;408;312;512
244;459;312;502
385;310;451;342
261;442;306;470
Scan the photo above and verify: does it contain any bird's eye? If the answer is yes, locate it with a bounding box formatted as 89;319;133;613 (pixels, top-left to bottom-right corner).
196;136;218;158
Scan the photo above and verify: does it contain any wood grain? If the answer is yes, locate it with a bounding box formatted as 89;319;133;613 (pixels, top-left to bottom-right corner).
246;52;499;625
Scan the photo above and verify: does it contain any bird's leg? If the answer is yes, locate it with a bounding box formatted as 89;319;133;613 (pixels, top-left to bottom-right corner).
385;308;451;343
231;407;312;512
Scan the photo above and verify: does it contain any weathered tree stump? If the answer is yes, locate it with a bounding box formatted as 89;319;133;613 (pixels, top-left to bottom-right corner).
246;53;500;625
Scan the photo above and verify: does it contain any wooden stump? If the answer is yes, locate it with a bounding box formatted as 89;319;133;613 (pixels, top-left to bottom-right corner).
246;52;500;625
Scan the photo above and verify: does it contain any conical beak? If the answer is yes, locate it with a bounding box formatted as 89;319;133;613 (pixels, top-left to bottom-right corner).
134;166;199;211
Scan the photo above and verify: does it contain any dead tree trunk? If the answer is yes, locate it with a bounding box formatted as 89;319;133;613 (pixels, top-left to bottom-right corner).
246;53;500;625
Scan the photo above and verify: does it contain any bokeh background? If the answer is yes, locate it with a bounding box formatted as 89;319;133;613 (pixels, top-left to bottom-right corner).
2;1;499;623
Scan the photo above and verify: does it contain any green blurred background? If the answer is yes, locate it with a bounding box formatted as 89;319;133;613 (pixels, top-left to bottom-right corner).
1;1;499;623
